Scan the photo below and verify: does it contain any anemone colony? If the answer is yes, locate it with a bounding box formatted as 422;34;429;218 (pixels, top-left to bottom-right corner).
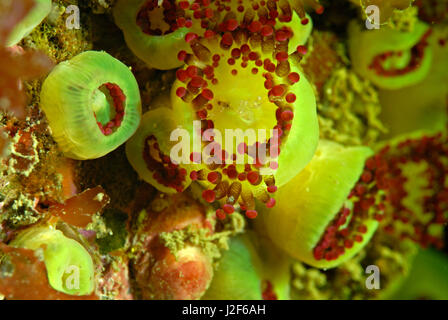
0;0;447;300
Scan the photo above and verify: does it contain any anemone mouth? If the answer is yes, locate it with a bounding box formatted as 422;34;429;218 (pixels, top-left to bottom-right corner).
92;83;126;136
199;51;278;132
143;135;188;192
368;29;432;77
175;36;292;135
136;0;182;36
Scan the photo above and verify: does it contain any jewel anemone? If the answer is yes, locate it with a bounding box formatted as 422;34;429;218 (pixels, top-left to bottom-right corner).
371;131;448;250
126;94;193;194
259;140;378;269
391;248;448;299
203;233;290;300
202;234;264;299
261;130;448;268
113;0;203;70
40;51;142;160
123;0;322;218
348;19;433;90
113;0;318;70
5;0;52;47
170;25;319;218
11;225;95;296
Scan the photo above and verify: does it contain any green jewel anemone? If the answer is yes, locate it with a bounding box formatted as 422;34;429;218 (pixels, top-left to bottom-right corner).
392;248;448;300
170;34;318;218
202;234;263;300
202;233;290;300
126;93;193;194
259;140;378;269
371;130;448;250
11;225;95;296
40;51;142;160
113;0;314;70
123;0;320;218
6;0;52;47
113;0;202;70
348;19;433;90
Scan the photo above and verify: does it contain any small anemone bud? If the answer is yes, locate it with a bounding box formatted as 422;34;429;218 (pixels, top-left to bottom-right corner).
5;0;52;47
40;51;142;160
348;19;433;90
126;95;193;194
10;225;95;296
260;140;378;269
113;0;202;70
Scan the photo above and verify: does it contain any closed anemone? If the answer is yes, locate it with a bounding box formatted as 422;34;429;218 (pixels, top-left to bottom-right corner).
11;226;95;296
6;0;52;47
40;51;142;160
260;140;378;269
126;95;193;194
348;19;433;90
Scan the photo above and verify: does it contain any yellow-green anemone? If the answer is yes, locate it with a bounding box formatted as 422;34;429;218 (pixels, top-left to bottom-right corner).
6;0;52;47
113;0;202;70
170;34;318;219
126;94;194;193
348;19;433;90
259;140;378;269
202;232;290;300
11;225;95;296
40;51;142;160
113;0;314;70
